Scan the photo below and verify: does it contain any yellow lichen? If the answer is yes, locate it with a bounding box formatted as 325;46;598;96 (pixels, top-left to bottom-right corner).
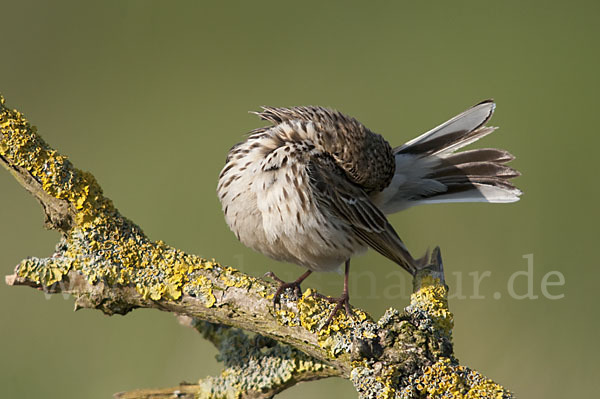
297;289;327;332
0;97;116;230
274;308;299;326
409;275;454;337
295;288;372;358
351;360;403;399
407;357;511;398
218;266;252;289
187;274;217;308
0;96;233;302
3;94;516;398
16;257;72;286
297;289;368;336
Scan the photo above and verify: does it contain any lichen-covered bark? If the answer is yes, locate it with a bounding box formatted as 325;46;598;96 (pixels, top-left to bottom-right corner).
1;95;513;398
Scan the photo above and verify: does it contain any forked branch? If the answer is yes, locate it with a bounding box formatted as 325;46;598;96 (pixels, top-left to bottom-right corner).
1;95;512;398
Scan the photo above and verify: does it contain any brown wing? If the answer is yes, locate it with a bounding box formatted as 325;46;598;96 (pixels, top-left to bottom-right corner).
308;155;419;274
255;106;395;193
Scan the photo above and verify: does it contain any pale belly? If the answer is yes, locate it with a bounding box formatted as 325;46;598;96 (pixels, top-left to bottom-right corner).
218;151;366;272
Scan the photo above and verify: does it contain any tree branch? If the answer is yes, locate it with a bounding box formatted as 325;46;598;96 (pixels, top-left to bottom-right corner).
1;95;513;398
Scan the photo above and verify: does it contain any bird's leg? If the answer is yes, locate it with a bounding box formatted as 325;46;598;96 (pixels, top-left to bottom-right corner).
265;270;313;310
312;259;354;328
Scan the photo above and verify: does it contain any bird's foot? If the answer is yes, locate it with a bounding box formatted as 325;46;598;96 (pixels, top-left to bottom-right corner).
311;291;354;329
264;271;310;310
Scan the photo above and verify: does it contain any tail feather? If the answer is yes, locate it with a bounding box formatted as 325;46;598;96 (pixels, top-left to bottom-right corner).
418;182;522;204
443;148;515;164
396;99;496;155
372;100;522;214
437;176;517;188
432;161;520;180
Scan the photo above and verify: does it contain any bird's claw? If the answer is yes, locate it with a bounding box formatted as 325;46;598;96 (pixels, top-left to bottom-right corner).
265;271;304;310
311;291;354;329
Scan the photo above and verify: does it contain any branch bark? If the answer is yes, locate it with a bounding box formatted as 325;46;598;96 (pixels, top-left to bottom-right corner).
1;95;513;398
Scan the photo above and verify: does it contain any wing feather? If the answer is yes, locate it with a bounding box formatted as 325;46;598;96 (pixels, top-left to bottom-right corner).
308;156;418;274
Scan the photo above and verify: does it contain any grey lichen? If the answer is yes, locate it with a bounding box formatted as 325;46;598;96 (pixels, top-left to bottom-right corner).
348;275;511;399
2;94;515;398
192;321;334;399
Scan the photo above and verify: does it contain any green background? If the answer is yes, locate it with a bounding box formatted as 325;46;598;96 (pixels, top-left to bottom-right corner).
1;1;598;398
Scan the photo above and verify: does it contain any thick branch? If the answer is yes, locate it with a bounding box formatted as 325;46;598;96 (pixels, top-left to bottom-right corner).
1;95;513;398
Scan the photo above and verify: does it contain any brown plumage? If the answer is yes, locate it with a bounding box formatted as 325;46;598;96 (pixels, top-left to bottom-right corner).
217;100;521;327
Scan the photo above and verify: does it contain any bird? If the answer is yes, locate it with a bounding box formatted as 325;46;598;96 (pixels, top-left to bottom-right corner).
217;100;521;327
